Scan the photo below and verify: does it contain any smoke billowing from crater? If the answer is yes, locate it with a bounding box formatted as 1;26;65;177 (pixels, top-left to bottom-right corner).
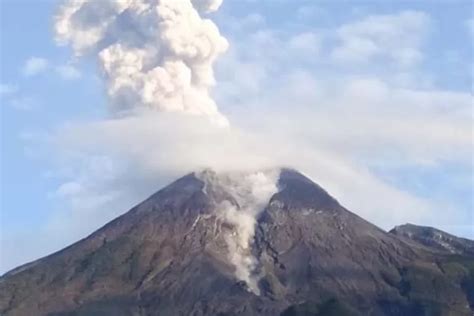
198;170;279;294
55;0;229;126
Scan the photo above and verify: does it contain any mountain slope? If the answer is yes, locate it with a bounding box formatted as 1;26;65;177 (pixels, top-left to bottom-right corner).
1;169;473;316
390;223;474;256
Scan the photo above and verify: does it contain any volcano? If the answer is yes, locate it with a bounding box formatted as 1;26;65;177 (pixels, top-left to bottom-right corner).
1;168;473;316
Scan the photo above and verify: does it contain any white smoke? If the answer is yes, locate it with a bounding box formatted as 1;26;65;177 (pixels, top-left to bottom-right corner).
54;0;229;126
198;170;279;294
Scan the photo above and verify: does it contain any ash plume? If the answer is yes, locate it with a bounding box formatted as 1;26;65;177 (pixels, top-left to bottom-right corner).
198;170;279;294
54;0;229;126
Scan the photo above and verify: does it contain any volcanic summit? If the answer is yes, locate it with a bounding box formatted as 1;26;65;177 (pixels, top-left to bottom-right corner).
1;169;473;315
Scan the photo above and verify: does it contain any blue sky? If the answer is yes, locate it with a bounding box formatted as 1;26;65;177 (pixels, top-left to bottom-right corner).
1;1;101;225
0;0;472;273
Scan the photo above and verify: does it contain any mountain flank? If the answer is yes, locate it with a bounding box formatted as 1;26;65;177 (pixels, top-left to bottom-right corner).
1;168;473;316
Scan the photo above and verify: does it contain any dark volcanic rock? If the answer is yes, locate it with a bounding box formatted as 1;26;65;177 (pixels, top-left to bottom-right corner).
390;223;474;256
1;168;473;316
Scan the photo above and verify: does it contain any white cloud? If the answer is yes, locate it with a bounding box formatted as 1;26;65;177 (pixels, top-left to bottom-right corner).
20;57;83;81
22;57;49;76
46;85;470;234
55;181;83;198
0;83;38;111
215;28;321;102
288;32;321;58
55;64;81;80
331;11;431;67
0;83;18;97
240;13;265;27
296;4;327;20
466;18;474;35
8;96;39;111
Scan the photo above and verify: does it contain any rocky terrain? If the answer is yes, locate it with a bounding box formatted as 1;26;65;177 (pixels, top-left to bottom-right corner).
390;223;474;256
1;168;473;316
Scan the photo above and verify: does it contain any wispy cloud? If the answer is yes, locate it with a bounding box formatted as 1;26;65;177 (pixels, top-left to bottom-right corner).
331;11;431;67
0;83;18;97
0;83;38;111
466;18;474;36
55;64;81;80
22;57;49;77
8;96;39;111
21;57;82;81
